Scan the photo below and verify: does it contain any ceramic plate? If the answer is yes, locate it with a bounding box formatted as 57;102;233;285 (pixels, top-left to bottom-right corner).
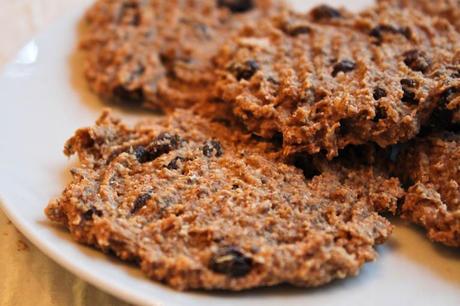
0;1;459;305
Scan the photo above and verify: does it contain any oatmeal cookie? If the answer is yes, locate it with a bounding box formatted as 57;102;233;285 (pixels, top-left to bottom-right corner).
80;0;285;110
380;0;460;32
395;133;460;247
215;3;460;158
45;110;403;290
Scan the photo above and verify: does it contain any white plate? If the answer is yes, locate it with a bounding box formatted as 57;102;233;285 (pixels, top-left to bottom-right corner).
0;1;459;305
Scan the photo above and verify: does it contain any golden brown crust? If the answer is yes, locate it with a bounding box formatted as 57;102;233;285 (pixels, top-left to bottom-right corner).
395;133;460;247
215;4;460;158
45;110;403;290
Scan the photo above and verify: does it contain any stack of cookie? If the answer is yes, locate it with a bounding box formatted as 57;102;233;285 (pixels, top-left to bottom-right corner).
45;0;460;291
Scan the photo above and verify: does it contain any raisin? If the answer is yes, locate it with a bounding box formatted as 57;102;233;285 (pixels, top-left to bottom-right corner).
369;25;411;42
231;60;260;81
403;50;431;73
134;133;182;163
113;86;144;105
451;71;460;78
373;87;387;100
400;79;419;105
217;0;253;13
166;156;185;170
131;193;152;214
284;24;311;36
373;105;387;122
332;60;356;77
293;154;320;179
202;140;223;157
439;86;459;105
311;5;341;21
134;146;153;163
209;247;252;277
400;78;417;87
82;207;103;221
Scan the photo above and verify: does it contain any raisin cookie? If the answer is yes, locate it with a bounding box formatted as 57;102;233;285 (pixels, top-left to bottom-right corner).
215;3;460;158
80;0;285;110
395;133;460;247
380;0;460;32
45;110;403;290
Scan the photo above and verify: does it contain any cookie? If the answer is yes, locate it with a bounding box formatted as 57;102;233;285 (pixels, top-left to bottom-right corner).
45;110;403;290
215;3;460;158
394;133;460;247
80;0;284;110
379;0;460;32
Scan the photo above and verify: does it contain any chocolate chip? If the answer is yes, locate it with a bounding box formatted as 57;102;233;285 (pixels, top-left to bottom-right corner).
311;5;341;21
369;25;411;42
403;50;431;73
373;87;387;100
113;86;145;105
202;140;223;157
82;207;103;221
134;133;182;163
131;193;152;214
217;0;253;13
332;60;356;77
209;247;252;277
231;60;260;81
166;156;185;170
293;154;320;179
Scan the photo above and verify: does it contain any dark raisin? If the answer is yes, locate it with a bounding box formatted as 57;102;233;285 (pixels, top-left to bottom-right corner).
293;154;320;179
400;78;417;87
113;86;144;105
134;146;153;163
332;60;356;77
202;140;223;157
451;71;460;78
311;5;341;21
149;133;181;154
82;207;102;221
131;193;152;214
166;156;185;170
217;0;253;13
400;79;419;105
373;106;387;122
284;24;311;36
369;25;411;42
373;87;387;100
403;50;431;73
401;89;418;104
134;133;182;163
439;86;459;105
232;184;240;189
231;60;260;81
209;247;252;277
